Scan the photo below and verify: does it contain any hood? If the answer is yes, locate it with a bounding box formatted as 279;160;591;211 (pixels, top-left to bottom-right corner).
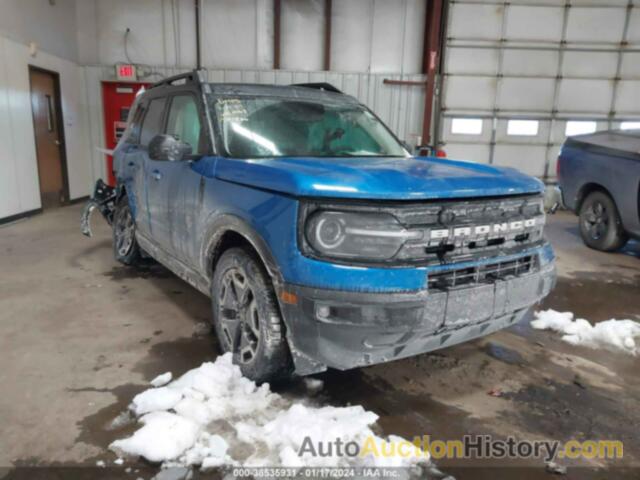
214;156;544;200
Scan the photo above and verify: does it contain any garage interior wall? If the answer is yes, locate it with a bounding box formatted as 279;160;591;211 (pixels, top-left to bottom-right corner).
76;0;426;73
5;0;640;221
78;0;429;185
0;36;90;220
440;0;640;180
1;0;427;221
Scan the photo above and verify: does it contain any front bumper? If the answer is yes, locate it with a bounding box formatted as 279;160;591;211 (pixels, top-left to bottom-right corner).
281;257;556;375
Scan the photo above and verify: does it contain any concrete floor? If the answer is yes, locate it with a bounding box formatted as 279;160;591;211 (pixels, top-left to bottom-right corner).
0;205;638;479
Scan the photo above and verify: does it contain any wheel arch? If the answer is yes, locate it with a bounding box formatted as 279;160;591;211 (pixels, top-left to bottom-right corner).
115;183;127;201
201;215;283;288
576;182;617;213
114;182;144;222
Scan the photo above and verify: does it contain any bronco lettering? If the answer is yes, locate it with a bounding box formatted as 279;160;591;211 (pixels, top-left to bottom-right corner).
430;218;539;240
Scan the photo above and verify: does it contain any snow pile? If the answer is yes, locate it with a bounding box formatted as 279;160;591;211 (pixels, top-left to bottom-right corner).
532;309;640;355
110;353;429;471
150;372;173;387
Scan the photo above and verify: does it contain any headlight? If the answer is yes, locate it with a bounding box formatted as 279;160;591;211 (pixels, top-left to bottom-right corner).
521;197;544;217
304;211;422;261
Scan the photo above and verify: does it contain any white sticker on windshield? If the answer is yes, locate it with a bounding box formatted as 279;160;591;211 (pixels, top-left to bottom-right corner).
218;99;248;123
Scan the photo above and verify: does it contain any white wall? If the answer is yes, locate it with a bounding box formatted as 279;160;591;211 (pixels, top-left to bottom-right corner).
202;0;273;70
0;0;78;62
281;0;325;71
0;34;91;219
77;0;426;74
79;0;197;68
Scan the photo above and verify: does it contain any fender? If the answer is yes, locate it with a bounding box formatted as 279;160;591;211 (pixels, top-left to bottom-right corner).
199;214;284;286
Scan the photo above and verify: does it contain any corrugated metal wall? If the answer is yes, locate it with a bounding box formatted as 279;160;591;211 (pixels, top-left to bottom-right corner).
439;0;640;180
82;65;427;184
77;0;427;74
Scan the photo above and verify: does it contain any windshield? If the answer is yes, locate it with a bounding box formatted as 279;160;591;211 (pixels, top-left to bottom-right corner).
212;96;407;158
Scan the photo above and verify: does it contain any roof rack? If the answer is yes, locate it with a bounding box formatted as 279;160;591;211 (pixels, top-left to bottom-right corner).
291;82;342;94
149;69;207;90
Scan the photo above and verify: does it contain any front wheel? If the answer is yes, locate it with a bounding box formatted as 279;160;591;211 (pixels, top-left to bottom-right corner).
211;247;292;383
578;191;627;252
113;195;141;265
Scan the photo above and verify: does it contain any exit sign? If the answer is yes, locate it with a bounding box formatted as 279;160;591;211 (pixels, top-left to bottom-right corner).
116;64;137;81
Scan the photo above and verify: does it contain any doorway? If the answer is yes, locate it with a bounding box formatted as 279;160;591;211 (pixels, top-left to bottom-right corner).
29;66;69;209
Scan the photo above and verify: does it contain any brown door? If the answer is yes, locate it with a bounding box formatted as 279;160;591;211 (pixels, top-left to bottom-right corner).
30;68;67;209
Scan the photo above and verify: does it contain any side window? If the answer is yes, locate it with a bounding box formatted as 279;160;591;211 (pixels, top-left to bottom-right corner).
139;97;166;148
166;95;202;154
125;104;145;144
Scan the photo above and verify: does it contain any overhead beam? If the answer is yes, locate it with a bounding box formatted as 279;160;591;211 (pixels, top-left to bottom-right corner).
324;0;332;71
383;79;427;86
274;0;282;69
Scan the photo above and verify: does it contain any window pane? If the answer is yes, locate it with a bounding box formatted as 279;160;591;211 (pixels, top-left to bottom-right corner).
620;121;640;131
140;98;166;147
565;121;597;136
451;118;483;135
507;120;539;136
212;97;406;159
125;104;145;144
166;95;202;154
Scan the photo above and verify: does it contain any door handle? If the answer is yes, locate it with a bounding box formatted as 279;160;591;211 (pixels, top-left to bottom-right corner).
152;170;162;181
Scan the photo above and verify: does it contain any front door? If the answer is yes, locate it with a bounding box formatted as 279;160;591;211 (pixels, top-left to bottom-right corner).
163;93;205;263
29;67;67;209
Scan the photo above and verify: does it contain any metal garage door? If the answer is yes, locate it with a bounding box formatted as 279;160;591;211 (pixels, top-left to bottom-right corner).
439;0;639;181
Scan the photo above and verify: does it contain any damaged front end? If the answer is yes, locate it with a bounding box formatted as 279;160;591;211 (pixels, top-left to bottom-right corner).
80;180;117;237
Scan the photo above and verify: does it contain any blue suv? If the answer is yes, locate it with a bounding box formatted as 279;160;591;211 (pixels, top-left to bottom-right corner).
83;71;556;382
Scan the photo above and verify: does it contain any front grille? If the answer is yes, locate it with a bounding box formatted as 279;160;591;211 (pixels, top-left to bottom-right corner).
301;193;545;267
395;194;545;265
428;255;537;290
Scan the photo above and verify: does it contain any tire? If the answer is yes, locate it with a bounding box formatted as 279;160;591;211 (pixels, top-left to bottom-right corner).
578;191;628;252
112;195;141;265
211;247;292;383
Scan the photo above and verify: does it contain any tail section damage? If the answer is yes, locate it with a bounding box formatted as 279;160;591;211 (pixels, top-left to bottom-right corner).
80;180;116;237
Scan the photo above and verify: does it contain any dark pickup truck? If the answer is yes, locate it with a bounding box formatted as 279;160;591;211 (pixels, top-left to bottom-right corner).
558;129;640;251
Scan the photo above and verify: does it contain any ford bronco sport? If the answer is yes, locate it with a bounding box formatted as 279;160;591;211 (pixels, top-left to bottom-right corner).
82;70;556;382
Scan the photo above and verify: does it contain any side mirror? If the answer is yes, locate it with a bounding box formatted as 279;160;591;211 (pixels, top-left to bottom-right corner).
148;134;192;162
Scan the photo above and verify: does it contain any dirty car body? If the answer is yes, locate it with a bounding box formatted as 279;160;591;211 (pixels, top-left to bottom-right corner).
83;71;556;378
558;129;640;246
